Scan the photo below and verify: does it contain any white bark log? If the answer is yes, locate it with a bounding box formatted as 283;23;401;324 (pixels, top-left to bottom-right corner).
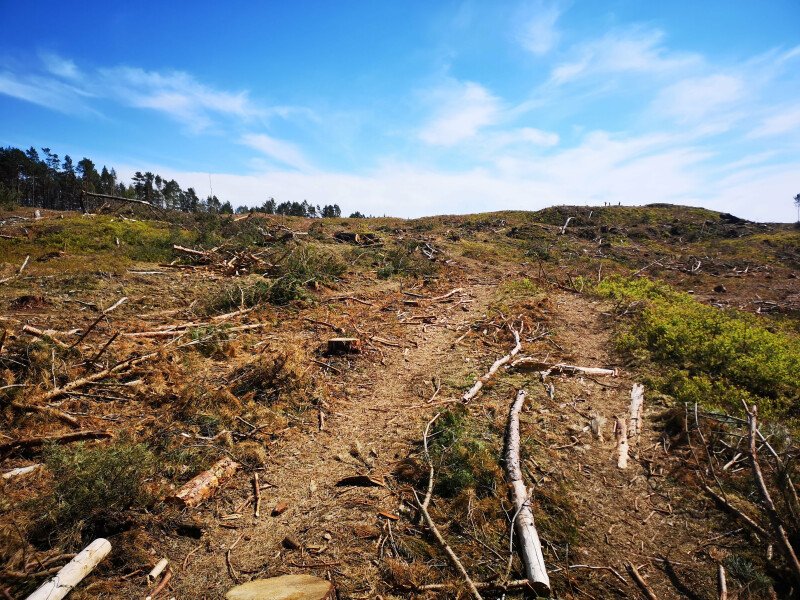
26;538;111;600
615;417;629;469
511;357;617;377
629;383;644;437
504;390;550;595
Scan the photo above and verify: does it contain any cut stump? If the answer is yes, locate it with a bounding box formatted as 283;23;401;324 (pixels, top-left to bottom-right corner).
325;337;361;355
225;575;335;600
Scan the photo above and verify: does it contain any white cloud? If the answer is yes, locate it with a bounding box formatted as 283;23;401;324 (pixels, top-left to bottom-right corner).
0;71;97;115
99;67;262;131
240;133;312;172
519;2;561;56
551;28;701;84
748;105;800;138
419;80;502;146
653;74;744;123
115;127;797;222
40;52;81;80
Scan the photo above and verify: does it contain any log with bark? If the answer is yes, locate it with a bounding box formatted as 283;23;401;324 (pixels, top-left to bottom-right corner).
25;538;111;600
169;457;240;508
504;390;550;595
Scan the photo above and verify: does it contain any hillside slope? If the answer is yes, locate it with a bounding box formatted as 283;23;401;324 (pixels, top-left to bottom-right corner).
1;205;798;599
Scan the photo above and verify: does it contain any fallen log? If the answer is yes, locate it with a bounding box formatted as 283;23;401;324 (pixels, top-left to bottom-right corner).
615;417;629;469
0;430;112;454
511;357;617;377
504;390;550;595
25;538;111;600
169;457;240;508
463;325;522;403
225;574;335;600
629;383;644;437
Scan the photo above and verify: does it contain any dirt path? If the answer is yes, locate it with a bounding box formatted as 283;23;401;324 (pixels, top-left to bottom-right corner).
165;281;496;598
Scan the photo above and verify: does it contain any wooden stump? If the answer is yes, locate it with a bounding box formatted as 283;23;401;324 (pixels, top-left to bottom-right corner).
225;575;335;600
169;457;239;508
325;337;361;355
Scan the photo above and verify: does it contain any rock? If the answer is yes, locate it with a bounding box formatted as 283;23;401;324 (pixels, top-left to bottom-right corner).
714;284;727;293
225;574;335;600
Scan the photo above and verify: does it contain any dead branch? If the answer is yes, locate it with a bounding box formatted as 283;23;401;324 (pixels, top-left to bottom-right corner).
746;405;800;583
718;564;727;600
40;351;158;402
22;325;70;349
413;489;483;600
702;484;768;538
625;562;659;600
462;324;522;403
504;389;550;595
0;430;112;454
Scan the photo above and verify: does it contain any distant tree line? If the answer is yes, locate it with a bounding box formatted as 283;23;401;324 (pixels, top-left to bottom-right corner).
0;145;345;217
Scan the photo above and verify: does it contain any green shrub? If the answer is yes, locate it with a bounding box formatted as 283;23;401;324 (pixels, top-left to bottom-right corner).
429;407;501;498
377;242;437;279
597;277;800;420
43;439;157;534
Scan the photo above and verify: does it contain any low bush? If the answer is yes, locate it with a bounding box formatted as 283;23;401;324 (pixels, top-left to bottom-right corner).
597;276;800;421
428;407;501;498
42;439;157;537
377;242;437;279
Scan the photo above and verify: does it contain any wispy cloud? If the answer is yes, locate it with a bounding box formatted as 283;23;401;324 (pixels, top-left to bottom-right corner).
652;74;744;123
240;133;313;172
40;52;81;80
748;104;800;138
518;2;562;56
0;70;97;115
419;80;502;146
550;27;701;84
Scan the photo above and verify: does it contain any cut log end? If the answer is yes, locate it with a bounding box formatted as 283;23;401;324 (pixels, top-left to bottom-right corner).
169;457;240;508
225;574;335;600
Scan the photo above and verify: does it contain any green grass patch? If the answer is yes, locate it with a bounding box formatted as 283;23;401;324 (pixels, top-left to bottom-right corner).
597;276;800;421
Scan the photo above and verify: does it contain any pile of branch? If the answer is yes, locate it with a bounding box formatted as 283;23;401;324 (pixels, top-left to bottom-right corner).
170;245;275;276
687;404;800;592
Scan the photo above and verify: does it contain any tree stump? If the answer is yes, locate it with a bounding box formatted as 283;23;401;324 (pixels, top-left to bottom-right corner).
326;337;361;355
225;575;335;600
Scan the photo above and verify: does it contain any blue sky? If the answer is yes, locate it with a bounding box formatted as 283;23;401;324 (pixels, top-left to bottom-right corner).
1;1;799;221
